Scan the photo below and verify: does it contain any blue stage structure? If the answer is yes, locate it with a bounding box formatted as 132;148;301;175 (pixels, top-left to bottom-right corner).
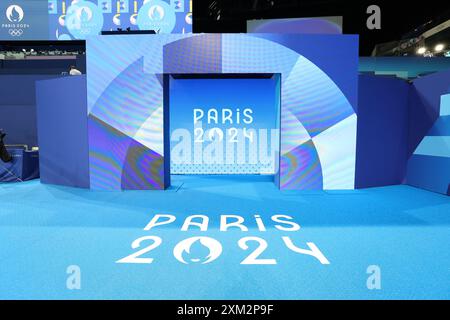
32;34;450;195
36;33;360;191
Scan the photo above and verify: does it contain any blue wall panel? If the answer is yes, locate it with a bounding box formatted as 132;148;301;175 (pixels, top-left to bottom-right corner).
407;155;450;196
0;105;37;147
36;75;90;188
356;75;410;188
0;75;61;105
0;75;63;147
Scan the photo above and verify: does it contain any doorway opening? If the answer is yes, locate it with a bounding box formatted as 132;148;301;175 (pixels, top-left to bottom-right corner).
167;73;281;185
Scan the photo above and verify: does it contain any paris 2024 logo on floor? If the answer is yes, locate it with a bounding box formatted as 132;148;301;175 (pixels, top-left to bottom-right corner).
117;214;331;266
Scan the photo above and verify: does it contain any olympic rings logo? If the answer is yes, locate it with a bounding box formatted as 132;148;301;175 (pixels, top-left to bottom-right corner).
8;29;23;36
80;28;92;35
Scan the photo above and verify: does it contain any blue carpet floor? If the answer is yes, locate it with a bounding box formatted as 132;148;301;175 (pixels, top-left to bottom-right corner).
0;175;449;300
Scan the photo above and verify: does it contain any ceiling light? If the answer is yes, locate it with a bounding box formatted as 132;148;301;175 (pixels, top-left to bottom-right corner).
435;44;445;52
417;47;427;55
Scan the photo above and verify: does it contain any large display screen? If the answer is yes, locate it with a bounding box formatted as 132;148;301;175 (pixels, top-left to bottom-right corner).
247;16;343;34
0;0;192;40
170;75;281;175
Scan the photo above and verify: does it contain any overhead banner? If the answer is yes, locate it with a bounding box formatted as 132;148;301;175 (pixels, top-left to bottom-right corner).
0;0;49;40
0;0;192;40
49;0;192;40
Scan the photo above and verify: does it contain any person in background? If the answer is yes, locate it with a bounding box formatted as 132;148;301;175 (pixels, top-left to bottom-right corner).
69;65;82;76
0;130;12;163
